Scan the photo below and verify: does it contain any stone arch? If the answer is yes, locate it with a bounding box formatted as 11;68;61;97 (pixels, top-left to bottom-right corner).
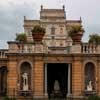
19;61;32;91
18;60;33;69
0;66;8;96
84;62;95;91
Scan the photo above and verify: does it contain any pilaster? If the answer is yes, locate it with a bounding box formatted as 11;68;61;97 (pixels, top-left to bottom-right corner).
72;57;82;96
33;57;44;97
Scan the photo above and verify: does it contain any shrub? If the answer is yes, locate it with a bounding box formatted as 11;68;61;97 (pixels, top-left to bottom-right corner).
16;33;27;43
88;95;100;100
3;96;10;100
31;25;45;34
68;25;84;37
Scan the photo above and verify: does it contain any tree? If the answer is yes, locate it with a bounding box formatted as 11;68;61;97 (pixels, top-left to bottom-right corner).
15;33;27;43
88;34;100;44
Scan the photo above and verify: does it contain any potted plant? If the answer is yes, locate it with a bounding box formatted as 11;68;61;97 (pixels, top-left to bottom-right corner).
15;33;27;43
31;25;45;42
15;33;27;50
68;25;84;42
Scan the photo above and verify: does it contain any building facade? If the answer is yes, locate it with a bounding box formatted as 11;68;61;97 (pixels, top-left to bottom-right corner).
0;6;100;98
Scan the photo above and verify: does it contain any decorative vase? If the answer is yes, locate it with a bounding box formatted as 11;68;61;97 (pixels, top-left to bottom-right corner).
32;32;45;42
71;32;83;43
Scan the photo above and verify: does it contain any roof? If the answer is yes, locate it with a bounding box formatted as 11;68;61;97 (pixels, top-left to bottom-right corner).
40;6;66;19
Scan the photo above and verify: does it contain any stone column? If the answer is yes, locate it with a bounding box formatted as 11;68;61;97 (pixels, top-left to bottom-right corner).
67;63;71;96
82;45;85;53
45;63;48;96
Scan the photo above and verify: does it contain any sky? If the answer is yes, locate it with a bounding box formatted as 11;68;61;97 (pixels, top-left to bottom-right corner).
0;0;100;49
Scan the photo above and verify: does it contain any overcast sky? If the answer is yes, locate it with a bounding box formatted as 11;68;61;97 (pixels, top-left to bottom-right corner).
0;0;100;49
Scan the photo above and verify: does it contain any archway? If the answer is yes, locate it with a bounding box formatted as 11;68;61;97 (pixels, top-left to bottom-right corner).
46;63;72;98
0;66;7;96
20;62;31;91
84;62;95;91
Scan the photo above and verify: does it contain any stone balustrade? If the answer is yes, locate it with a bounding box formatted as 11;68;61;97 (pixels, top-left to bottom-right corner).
0;49;7;58
0;41;99;54
81;43;100;54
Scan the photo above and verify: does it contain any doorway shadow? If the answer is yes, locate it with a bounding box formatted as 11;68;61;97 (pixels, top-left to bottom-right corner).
47;63;68;99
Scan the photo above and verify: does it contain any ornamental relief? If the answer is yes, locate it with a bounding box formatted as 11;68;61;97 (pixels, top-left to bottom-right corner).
17;56;34;64
44;56;72;63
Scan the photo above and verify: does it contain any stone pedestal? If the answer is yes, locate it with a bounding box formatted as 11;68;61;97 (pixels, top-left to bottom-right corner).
71;44;81;53
34;42;44;53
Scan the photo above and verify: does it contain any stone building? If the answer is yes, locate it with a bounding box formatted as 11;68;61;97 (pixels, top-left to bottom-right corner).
0;6;100;98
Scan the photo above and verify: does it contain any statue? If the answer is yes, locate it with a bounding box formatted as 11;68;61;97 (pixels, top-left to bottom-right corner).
54;80;60;92
87;80;92;91
22;73;28;91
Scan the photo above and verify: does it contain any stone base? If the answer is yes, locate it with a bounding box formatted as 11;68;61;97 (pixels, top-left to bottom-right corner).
84;90;96;96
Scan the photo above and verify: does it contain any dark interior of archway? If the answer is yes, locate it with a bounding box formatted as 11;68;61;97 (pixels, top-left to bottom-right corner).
85;63;95;90
0;66;7;96
47;63;68;98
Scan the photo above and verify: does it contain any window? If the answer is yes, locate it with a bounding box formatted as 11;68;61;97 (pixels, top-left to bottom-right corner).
60;28;63;34
51;26;56;35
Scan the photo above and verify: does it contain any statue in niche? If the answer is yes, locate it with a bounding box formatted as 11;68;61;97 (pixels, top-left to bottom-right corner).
22;73;28;91
87;80;92;91
54;80;60;92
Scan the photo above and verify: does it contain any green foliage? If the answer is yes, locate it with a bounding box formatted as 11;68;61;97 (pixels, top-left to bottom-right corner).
3;96;10;100
15;33;27;42
68;25;84;37
89;34;100;44
88;95;100;100
31;25;45;34
3;97;17;100
11;98;17;100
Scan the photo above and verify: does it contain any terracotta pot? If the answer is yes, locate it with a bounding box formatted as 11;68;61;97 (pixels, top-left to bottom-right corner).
71;32;83;42
32;32;45;42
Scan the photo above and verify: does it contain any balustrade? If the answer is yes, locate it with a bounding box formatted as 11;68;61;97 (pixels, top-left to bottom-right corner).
1;42;100;54
0;50;7;58
81;43;98;53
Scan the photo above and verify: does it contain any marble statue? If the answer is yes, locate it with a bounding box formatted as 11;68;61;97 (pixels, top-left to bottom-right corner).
54;80;60;91
22;73;28;91
87;80;92;91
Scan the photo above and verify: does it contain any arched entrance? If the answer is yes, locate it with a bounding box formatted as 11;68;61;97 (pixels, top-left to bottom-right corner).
0;66;7;96
46;63;72;98
20;62;32;92
84;62;95;91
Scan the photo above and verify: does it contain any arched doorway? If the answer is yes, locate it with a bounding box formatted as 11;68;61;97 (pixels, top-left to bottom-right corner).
84;62;95;91
46;63;72;98
0;66;7;96
20;62;32;92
